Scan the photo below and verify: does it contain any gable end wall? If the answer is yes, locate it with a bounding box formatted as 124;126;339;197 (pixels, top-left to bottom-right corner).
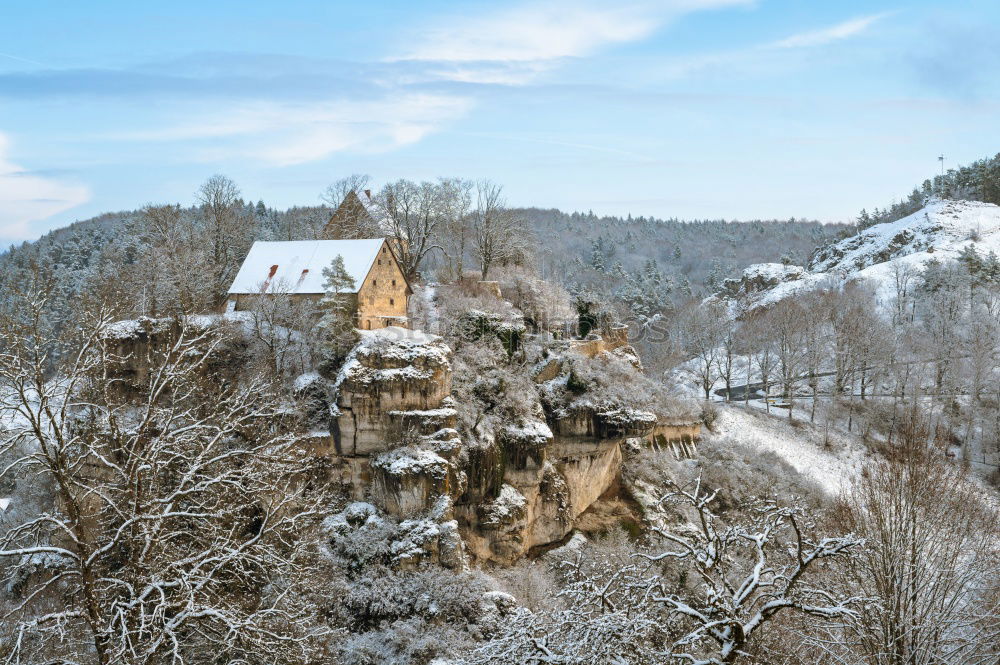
356;241;409;329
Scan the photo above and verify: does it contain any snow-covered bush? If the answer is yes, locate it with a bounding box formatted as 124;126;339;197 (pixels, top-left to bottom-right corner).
490;266;575;333
335;565;493;632
451;340;541;439
542;352;697;423
339;616;473;665
323;501;464;570
325;544;500;665
433;284;525;353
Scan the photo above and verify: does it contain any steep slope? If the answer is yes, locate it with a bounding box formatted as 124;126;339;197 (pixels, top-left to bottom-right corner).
720;199;1000;312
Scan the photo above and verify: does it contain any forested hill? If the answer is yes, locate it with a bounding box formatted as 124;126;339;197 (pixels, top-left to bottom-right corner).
512;207;848;299
856;152;1000;229
0;199;849;340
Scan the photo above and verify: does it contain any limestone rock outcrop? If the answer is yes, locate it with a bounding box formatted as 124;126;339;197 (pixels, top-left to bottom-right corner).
332;330;453;456
324;327;665;565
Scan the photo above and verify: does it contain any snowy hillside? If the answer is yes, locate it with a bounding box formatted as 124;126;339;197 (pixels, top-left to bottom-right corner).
719;199;1000;312
703;405;863;496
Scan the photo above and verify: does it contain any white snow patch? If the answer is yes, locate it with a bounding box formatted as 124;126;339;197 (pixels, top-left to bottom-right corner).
373;447;449;477
545;531;589;560
293;372;322;391
721;199;1000;313
708;405;862;496
502;420;553;445
478;484;528;527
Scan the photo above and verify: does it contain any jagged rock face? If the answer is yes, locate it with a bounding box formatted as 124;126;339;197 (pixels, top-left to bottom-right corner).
328;328;662;566
721;263;805;299
332;331;453;456
329;330;461;523
551;407;657;440
458;437;623;563
371;430;465;516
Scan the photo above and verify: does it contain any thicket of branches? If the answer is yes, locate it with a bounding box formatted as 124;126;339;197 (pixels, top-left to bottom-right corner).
670;245;1000;474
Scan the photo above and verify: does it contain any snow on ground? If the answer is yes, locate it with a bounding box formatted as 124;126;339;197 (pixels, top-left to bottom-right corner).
811;199;1000;274
720;199;1000;313
357;325;440;345
705;404;865;496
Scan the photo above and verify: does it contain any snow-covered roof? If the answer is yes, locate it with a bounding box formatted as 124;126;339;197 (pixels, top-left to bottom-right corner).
228;238;386;295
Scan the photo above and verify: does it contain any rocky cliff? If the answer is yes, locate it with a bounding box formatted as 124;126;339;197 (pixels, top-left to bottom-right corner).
103;319;696;568
319;327;668;566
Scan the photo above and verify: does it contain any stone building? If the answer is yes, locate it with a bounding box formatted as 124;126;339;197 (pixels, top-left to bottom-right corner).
324;188;381;239
227;238;411;329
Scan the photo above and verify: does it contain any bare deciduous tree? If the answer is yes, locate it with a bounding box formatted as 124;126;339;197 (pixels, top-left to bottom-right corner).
196;174;256;300
645;479;861;664
469;479;861;665
128;204;216;316
679;301;726;400
377;179;447;283
0;284;329;664
838;416;1000;665
472;181;526;280
439;178;474;281
767;299;809;419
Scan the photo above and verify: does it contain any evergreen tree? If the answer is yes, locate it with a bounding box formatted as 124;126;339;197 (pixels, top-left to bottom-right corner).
590;239;606;273
319;255;358;363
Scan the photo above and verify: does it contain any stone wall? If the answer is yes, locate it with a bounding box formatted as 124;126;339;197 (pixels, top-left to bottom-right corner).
566;323;631;358
357;243;410;330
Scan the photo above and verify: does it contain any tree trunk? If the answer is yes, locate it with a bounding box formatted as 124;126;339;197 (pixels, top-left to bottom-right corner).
810;387;816;422
744;358;751;406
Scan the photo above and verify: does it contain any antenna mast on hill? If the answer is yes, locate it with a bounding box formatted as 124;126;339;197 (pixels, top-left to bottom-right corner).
938;154;945;175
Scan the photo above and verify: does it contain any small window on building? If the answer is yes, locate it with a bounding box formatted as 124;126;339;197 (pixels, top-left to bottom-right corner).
391;279;396;286
390;298;395;306
365;320;371;330
378;259;382;265
372;279;377;286
382;247;386;254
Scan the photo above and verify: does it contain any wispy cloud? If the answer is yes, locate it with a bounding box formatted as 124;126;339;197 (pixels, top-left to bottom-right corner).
397;3;658;63
656;12;891;79
0;133;89;240
770;13;892;49
0;51;46;67
393;0;753;83
110;94;473;167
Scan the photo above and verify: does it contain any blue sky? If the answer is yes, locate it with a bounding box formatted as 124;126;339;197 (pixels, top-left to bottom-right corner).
1;0;999;245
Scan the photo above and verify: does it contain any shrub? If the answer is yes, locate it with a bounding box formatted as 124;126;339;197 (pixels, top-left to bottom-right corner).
700;401;719;431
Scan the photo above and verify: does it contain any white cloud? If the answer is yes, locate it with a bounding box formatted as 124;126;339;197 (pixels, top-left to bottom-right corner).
112;94;473;167
0;133;89;240
393;0;753;82
770;13;890;49
399;4;656;63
